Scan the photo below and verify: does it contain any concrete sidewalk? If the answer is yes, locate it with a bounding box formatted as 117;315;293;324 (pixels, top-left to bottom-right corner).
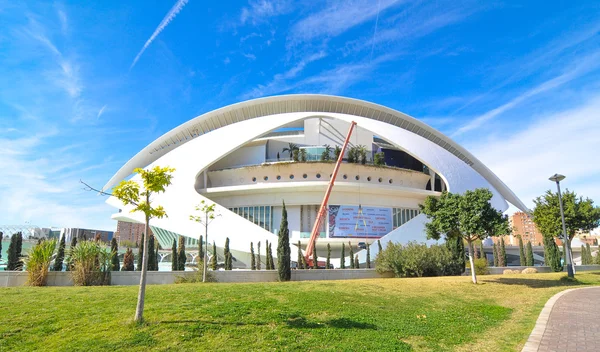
522;286;600;352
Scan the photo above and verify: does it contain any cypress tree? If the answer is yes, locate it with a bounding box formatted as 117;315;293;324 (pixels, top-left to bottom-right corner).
377;239;382;253
543;236;562;272
171;238;178;271
326;243;331;269
224;237;232;270
66;235;77;271
210;241;217;270
277;201;291;280
53;235;67;271
137;232;145;271
148;235;156;271
199;235;204;261
581;245;587;265
446;236;465;274
110;237;120;271
519;236;526;266
122;248;135;271
250;242;256;270
354;255;359;269
265;240;270;270
586;243;592;265
16;232;23;260
349;242;355;269
493;242;498;267
268;242;274;270
301;253;307;270
155;242;160;271
340;243;346;269
312;243;318;269
526;241;534;266
7;234;20;271
500;237;507;267
479;241;485;262
366;243;371;269
0;232;3;259
256;241;261;270
178;236;187;271
297;241;304;269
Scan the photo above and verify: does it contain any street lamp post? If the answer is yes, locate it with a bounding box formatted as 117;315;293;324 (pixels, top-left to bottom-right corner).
549;173;573;278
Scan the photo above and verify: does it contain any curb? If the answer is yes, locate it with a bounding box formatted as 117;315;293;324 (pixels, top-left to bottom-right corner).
521;287;598;352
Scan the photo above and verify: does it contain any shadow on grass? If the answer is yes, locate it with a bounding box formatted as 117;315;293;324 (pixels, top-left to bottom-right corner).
285;314;376;330
155;319;268;326
482;276;588;288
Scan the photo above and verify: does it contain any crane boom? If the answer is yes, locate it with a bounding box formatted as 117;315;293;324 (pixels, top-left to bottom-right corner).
305;121;357;267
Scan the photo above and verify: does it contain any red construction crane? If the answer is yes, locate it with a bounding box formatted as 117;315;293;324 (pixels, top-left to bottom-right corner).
305;121;357;267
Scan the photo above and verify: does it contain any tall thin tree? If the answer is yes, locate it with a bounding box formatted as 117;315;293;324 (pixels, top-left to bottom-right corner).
110;237;120;271
518;236;526;266
326;243;331;269
256;241;261;270
171;238;178;271
277;201;291;280
366;243;371;269
178;236;187;271
53;235;67;272
137;232;145;271
210;241;217;270
297;240;304;269
189;200;219;282
349;242;355;269
526;241;534;266
224;237;232;270
312;242;318;269
493;242;499;267
340;243;346;269
250;242;256;270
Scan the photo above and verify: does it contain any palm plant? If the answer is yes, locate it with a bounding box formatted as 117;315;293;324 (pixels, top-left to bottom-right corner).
70;240;112;286
357;145;368;165
299;148;307;162
321;145;332;161
25;239;57;286
282;143;299;158
333;145;342;160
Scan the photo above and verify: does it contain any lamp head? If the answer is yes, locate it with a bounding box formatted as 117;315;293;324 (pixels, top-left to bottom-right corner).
548;174;566;183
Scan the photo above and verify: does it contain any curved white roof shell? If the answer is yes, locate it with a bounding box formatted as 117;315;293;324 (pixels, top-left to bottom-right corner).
104;94;527;212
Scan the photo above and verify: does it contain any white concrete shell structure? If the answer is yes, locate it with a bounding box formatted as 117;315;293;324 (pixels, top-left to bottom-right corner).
104;94;527;269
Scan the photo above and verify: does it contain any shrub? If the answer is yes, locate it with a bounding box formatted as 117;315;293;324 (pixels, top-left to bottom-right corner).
521;268;538;274
473;258;489;275
503;269;521;274
71;241;111;286
376;241;461;278
25;239;57;286
374;152;385;166
175;268;216;283
122;248;135;271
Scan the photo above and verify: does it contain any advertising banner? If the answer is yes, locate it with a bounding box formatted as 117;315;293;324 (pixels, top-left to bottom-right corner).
328;205;392;238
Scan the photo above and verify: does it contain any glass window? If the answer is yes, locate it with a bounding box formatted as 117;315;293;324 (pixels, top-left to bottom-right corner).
249;207;254;223
316;173;321;178
277;175;281;180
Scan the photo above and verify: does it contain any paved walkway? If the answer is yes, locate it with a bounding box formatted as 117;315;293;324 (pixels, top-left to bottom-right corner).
523;287;600;352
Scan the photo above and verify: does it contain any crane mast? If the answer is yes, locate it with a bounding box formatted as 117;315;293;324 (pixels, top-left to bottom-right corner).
305;121;357;267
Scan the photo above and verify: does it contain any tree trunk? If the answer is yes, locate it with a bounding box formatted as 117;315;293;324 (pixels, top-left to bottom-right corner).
468;239;477;284
134;196;151;323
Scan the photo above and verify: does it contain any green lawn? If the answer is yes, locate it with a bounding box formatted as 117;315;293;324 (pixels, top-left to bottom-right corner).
1;272;599;351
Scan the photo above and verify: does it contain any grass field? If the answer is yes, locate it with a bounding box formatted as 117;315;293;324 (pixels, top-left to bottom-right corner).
1;272;599;351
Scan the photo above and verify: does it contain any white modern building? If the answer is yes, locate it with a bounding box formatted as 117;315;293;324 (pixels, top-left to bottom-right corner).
103;95;528;268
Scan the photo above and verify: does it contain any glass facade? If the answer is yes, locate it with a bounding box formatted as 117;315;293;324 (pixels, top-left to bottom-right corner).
151;226;198;249
300;146;326;161
228;205;273;232
392;208;421;229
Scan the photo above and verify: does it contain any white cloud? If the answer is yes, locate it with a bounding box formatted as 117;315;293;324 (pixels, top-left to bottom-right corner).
467;95;600;211
240;0;292;25
130;0;189;69
243;53;257;60
57;9;68;34
97;105;107;119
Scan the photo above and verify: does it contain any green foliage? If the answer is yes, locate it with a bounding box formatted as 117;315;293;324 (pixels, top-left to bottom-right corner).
25;239;57;286
499;237;507;267
312;243;318;269
70;240;112;286
256;241;261;270
543;236;563;272
292;149;300;162
584;243;593;265
333;145;342;160
224;237;232;270
0;231;2;259
137;232;145;271
250;242;256;270
533;189;600;242
374;152;385;166
122;248;135;271
377;239;382;253
7;233;22;271
340;243;346;269
473;258;489;275
479;242;485;262
171;239;178;271
277;201;291;281
320;145;332;161
265;240;270;270
366;243;371;268
198;235;204;261
299;149;307;162
326;243;331;269
210;241;217;270
16;232;23;259
376;242;461;277
354;255;359;269
267;242;274;270
581;245;587;265
445;236;465;275
526;241;534;267
53;235;66;271
518;236;526;266
282;143;298;158
297;241;304;269
155;243;159;272
493;243;499;267
110;238;120;272
148;235;156;271
349;242;354;269
178;236;187;271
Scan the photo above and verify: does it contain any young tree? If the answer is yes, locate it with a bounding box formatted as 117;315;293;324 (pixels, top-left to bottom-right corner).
526;241;534;266
297;240;304;269
148;235;156;271
366;243;371;269
189;200;219;282
53;235;67;272
112;165;175;323
210;241;217;270
224;237;232;270
499;237;507;267
493;242;499;267
326;243;331;269
256;241;261;270
312;243;318;269
178;236;187;271
110;237;120;271
7;234;21;271
533;189;600;274
354;255;359;269
137;232;145;271
349;242;355;269
543;236;562;272
250;242;256;270
420;188;510;284
171;239;178;271
340;243;346;269
518;236;526;266
122;248;135;271
277;201;291;281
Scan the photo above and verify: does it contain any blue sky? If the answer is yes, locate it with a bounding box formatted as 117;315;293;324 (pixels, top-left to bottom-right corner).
1;0;599;231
